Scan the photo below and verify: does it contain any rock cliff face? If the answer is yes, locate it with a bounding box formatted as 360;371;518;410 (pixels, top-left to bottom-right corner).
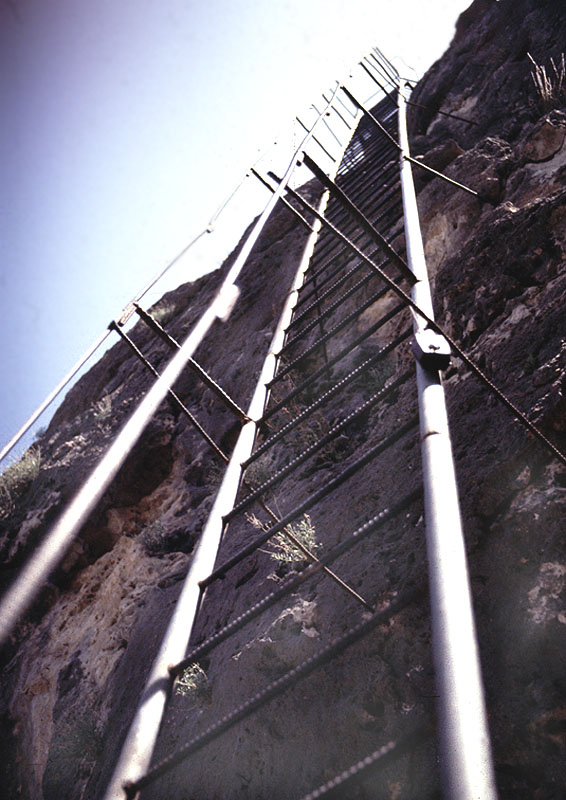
1;1;566;798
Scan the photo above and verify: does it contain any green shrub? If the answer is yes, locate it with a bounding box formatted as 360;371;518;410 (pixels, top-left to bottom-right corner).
248;512;320;563
34;426;47;441
92;396;112;420
204;460;227;493
0;446;41;518
175;662;210;701
151;302;178;325
42;714;101;796
244;452;275;490
140;520;168;554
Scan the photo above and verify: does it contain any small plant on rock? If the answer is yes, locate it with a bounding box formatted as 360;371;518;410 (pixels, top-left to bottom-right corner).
175;662;210;701
151;301;178;325
92;395;112;420
528;52;566;111
244;452;276;491
0;446;41;518
248;512;320;563
140;520;168;554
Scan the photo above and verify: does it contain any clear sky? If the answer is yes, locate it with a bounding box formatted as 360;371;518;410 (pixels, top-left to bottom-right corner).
0;0;471;459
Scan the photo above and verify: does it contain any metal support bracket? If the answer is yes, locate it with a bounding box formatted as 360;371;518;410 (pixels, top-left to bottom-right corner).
412;328;451;371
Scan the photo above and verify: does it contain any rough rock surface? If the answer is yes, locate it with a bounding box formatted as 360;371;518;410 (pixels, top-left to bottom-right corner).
1;1;566;798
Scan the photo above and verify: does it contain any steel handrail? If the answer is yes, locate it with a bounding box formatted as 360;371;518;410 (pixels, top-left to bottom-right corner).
397;81;498;800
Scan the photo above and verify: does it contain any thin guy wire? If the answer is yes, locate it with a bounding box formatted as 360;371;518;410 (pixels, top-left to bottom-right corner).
130;143;280;308
0;328;112;466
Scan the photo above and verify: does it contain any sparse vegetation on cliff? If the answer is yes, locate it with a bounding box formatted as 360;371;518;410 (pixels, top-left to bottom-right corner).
0;445;41;518
528;52;566;111
248;511;320;563
175;662;210;702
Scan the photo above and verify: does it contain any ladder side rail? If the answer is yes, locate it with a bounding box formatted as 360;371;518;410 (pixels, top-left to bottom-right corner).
104;191;331;800
0;87;343;649
398;82;498;800
103;94;365;799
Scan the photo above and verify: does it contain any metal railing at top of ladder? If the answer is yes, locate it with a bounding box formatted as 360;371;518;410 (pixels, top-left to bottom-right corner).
0;79;365;647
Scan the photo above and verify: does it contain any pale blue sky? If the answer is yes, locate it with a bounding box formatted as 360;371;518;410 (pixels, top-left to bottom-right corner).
0;0;471;457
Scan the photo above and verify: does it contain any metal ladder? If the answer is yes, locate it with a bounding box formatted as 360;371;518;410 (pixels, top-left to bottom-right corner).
4;46;564;800
102;53;497;800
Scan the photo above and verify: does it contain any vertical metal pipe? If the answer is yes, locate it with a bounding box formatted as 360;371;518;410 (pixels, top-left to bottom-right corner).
397;83;498;800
